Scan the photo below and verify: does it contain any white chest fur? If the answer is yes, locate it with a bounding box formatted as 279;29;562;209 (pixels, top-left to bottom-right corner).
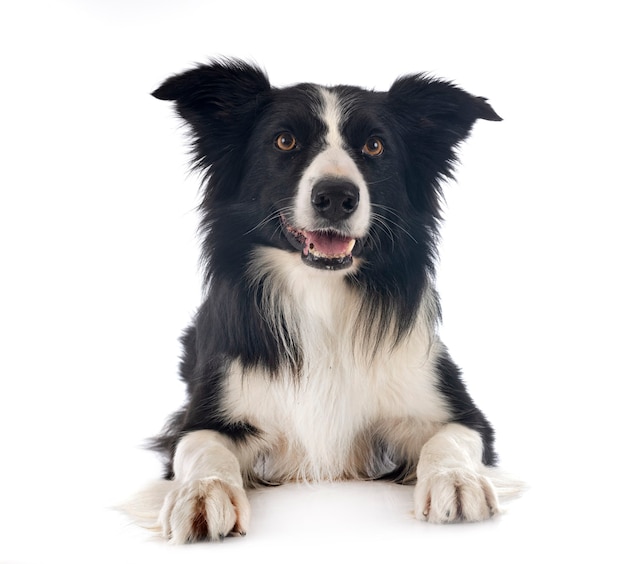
221;248;451;482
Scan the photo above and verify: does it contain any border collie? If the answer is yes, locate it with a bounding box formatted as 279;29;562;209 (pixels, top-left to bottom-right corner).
126;59;520;543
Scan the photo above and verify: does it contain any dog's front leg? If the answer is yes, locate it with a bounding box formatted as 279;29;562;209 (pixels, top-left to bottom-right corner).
159;430;250;543
414;423;499;523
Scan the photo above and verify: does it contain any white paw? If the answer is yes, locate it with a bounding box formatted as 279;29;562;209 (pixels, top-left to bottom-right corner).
414;468;500;523
158;477;250;543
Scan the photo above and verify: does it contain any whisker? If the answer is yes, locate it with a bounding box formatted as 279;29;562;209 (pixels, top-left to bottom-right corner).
366;175;395;186
370;204;421;247
370;213;396;251
243;204;292;236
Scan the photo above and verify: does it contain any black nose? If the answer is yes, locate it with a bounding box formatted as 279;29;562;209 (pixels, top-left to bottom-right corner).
310;179;360;222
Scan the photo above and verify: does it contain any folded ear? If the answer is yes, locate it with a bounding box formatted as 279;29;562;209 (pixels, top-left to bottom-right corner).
388;73;501;132
153;59;271;168
388;74;501;214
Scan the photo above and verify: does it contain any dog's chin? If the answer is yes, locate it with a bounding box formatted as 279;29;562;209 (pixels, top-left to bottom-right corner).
280;216;360;271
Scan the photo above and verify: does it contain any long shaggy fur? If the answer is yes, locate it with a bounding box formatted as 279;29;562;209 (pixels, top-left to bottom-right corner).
123;59;522;542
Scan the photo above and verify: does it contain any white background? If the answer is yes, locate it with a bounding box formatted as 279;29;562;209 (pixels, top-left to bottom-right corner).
1;1;624;562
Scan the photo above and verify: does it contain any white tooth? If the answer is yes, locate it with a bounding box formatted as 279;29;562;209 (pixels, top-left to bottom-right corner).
347;239;356;253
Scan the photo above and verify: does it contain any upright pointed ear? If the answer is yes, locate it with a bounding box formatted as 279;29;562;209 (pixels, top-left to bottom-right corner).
388;74;501;213
152;59;272;168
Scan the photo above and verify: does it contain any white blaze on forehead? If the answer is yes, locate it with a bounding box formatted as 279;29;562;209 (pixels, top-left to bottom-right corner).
292;87;371;236
317;87;345;150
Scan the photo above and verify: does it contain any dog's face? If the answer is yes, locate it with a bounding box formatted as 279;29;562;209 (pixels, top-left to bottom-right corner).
153;60;500;274
243;84;392;272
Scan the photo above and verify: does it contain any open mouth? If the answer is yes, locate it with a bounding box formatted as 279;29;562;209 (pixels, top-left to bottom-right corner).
280;215;358;270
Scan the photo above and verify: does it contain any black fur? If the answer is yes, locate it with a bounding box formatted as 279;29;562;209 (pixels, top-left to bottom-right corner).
149;59;501;481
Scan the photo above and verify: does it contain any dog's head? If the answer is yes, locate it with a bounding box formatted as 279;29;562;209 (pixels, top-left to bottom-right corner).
153;59;500;275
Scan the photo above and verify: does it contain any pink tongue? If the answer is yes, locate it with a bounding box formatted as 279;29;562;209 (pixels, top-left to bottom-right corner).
304;231;353;256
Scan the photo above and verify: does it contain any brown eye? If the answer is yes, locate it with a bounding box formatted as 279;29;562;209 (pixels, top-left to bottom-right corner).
363;136;384;157
275;132;297;151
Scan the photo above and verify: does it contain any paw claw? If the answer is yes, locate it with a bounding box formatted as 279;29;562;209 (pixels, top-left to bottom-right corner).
158;477;250;543
415;469;499;524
